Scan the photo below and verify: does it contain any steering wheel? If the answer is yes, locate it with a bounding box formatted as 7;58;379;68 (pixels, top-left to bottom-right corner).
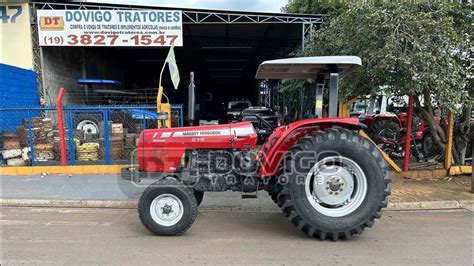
254;114;275;132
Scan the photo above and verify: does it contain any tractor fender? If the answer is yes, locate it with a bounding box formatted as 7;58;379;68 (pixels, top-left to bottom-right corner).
259;117;364;177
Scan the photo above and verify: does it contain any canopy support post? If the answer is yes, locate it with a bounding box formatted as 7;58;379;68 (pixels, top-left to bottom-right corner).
328;73;339;118
315;83;324;118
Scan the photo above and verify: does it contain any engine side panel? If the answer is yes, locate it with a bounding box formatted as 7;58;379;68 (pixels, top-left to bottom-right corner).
138;122;257;172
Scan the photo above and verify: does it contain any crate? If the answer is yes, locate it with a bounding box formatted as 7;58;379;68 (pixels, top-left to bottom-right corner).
111;123;124;134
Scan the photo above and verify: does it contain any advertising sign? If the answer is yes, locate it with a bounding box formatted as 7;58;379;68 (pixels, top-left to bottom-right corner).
37;9;183;47
0;3;34;69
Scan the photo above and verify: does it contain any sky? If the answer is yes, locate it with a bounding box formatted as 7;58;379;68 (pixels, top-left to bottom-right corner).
84;0;289;12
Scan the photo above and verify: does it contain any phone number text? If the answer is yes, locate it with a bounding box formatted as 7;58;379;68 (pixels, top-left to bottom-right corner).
42;34;178;46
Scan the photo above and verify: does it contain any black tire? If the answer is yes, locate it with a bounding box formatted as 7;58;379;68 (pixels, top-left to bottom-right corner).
421;131;442;158
267;167;285;207
74;114;101;136
194;190;204;207
369;119;400;140
276;128;391;240
138;178;197;236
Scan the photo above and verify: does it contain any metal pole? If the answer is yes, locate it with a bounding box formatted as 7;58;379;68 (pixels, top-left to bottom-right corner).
367;97;376;115
328;73;339;118
142;109;147;129
268;83;272;108
380;95;388;114
39;46;47;103
26;110;36;166
301;23;313;51
56;87;67;166
315;83;324;118
444;111;454;170
179;105;184;127
188;72;196;125
103;110;111;165
301;23;305;51
299;87;304;120
403;95;414;173
67;111;76;165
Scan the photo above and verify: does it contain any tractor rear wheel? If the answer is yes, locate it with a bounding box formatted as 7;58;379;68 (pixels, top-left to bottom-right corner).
276;128;391;240
267;171;284;207
369;120;400;140
138;178;197;236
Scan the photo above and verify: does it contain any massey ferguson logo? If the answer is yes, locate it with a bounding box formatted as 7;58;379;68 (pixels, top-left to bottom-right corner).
182;131;221;136
39;16;64;30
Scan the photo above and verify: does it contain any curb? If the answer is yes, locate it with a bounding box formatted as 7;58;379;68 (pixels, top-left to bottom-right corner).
0;165;124;176
1;198;473;211
387;200;469;211
0;199;137;209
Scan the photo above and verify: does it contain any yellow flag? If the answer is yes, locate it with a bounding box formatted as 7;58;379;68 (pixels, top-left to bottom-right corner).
165;45;180;90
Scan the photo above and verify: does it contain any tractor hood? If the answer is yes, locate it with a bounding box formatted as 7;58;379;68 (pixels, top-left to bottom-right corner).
141;122;257;147
138;122;257;172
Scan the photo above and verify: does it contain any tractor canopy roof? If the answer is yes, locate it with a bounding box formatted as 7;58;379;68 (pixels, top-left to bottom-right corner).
255;56;361;80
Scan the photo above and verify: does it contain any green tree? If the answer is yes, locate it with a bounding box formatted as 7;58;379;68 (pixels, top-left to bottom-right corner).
282;0;348;16
286;1;473;163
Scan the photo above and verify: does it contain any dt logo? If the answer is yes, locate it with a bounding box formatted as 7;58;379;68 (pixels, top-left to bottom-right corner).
39;16;64;30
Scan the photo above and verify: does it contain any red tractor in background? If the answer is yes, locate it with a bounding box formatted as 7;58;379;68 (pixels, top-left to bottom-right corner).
352;95;442;159
123;57;391;240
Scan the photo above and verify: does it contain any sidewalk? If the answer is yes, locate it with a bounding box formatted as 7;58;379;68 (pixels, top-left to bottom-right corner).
1;173;473;211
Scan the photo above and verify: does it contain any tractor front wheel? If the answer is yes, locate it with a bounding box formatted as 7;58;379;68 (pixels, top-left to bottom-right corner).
276;128;391;240
138;178;197;236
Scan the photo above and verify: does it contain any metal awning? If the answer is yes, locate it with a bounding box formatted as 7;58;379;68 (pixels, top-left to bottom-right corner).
31;1;325;103
255;56;362;79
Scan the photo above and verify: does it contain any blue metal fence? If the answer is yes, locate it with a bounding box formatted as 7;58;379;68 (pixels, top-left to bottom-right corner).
0;105;184;167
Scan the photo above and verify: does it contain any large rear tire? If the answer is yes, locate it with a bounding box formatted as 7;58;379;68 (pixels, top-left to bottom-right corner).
276;128;391;240
369;119;400;140
138;178;197;236
267;167;285;207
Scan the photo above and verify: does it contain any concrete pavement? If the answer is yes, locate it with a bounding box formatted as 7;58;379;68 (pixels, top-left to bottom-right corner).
0;174;143;200
1;207;473;264
1;173;473;211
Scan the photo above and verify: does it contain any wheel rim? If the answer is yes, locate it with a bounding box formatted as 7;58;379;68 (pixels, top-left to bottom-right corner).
378;128;397;140
305;156;367;217
150;194;184;226
76;120;99;135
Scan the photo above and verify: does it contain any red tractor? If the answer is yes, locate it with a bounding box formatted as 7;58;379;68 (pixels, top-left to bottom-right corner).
354;96;442;159
353;96;422;140
123;57;391;240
